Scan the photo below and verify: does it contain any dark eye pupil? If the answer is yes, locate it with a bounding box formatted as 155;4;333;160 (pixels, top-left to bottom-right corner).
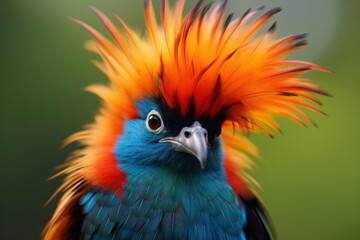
148;115;161;130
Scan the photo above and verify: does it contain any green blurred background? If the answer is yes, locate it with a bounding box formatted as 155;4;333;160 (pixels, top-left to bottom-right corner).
1;0;359;239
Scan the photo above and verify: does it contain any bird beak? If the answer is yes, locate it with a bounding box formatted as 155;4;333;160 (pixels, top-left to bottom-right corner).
160;121;209;169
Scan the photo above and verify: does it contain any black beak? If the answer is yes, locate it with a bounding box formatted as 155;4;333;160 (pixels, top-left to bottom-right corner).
160;121;209;169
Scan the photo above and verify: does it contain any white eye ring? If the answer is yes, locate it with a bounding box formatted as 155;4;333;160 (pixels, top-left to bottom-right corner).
145;110;164;134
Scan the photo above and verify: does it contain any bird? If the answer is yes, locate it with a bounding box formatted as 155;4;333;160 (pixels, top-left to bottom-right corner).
43;0;330;239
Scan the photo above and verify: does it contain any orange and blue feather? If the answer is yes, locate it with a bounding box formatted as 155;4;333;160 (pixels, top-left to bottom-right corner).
43;1;330;239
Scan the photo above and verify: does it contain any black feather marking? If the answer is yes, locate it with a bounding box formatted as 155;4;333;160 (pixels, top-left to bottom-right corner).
202;1;214;15
268;22;277;33
65;194;85;240
241;196;275;240
223;13;234;31
213;74;222;101
184;0;204;31
224;48;238;62
293;40;308;48
253;5;266;12
212;0;228;35
220;0;229;13
270;67;310;78
263;7;282;19
156;93;227;145
278;92;298;97
217;0;228;14
239;8;251;24
287;34;309;49
285;86;333;97
194;58;217;83
296;33;308;40
180;0;203;62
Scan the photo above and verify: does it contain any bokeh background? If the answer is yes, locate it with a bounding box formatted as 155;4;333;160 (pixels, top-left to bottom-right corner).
1;0;359;239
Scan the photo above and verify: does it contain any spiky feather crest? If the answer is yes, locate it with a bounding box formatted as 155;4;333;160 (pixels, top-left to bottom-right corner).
73;0;329;188
44;1;329;239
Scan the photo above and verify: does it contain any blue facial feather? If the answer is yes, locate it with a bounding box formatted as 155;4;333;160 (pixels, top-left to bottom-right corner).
80;98;248;239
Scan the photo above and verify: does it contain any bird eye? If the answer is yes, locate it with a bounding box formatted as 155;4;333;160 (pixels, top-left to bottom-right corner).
146;110;164;134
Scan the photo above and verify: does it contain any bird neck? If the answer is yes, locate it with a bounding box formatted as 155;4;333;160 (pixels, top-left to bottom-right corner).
127;167;228;201
122;165;235;215
117;165;244;239
123;162;227;186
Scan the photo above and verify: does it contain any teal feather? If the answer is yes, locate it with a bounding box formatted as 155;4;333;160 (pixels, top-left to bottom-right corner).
80;168;246;239
77;98;270;239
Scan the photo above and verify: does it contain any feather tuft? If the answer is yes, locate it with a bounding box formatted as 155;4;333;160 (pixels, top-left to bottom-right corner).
45;1;330;237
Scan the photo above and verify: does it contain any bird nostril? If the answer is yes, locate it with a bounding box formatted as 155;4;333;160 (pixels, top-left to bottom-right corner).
184;131;192;138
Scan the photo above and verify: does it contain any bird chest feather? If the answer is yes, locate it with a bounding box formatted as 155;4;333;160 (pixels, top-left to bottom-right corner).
80;169;246;239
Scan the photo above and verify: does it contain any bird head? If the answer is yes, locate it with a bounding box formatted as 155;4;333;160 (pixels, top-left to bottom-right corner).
114;96;225;174
63;0;330;194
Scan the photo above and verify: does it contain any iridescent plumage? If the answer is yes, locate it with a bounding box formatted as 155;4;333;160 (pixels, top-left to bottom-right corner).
43;1;329;239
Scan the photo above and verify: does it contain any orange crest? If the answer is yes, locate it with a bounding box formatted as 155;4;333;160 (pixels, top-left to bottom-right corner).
77;0;330;137
69;0;330;194
152;1;330;135
44;2;330;238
